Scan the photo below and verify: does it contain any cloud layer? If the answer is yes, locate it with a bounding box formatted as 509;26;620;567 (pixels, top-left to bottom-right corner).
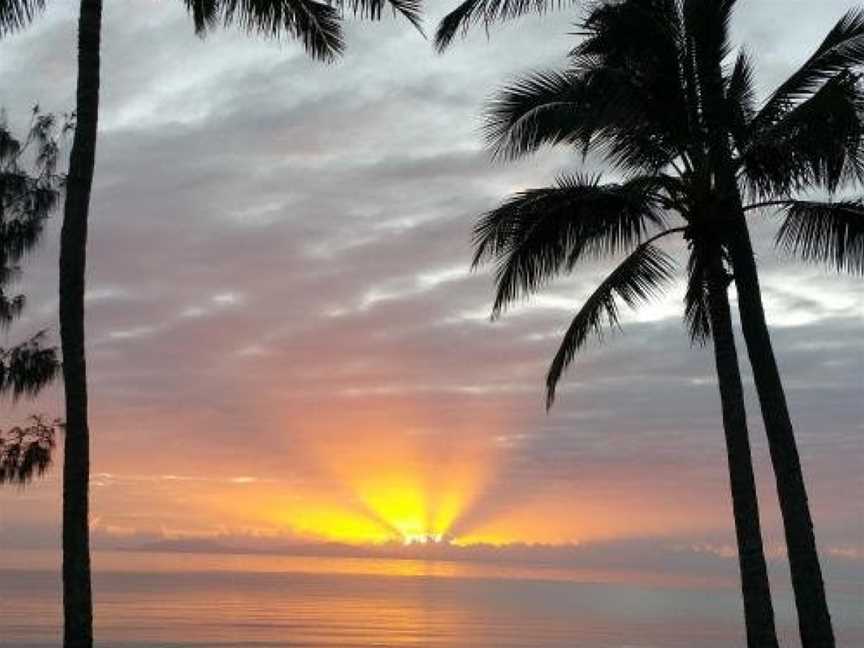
0;0;860;584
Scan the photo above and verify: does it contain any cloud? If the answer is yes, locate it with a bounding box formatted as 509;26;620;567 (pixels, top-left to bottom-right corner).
0;0;860;574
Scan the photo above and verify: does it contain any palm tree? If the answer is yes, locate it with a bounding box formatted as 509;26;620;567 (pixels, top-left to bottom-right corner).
445;1;863;644
711;12;863;646
473;121;780;648
0;109;64;484
1;2;423;646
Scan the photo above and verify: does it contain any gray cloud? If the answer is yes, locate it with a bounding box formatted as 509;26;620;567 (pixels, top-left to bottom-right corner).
0;0;860;568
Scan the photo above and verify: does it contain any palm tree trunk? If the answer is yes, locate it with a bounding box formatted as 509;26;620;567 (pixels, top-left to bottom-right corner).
60;0;102;645
698;48;833;642
706;253;778;648
727;217;835;648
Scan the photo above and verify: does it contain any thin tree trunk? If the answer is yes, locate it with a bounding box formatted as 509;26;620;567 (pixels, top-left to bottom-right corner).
706;252;778;648
60;0;102;645
697;44;834;643
727;217;835;648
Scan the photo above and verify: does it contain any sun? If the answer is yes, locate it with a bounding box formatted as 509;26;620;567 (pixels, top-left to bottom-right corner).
250;407;511;547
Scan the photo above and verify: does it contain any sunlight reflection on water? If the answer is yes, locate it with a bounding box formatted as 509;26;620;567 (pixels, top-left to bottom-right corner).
0;549;733;587
2;551;862;648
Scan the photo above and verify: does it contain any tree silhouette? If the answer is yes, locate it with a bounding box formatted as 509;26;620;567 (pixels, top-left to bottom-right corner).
0;416;60;484
467;2;863;645
1;1;424;646
0;109;65;485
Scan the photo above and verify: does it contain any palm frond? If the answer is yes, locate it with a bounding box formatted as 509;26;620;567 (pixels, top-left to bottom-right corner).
487;62;688;172
568;2;694;172
725;49;756;153
775;199;864;274
752;8;864;131
683;240;712;343
480;2;696;170
484;68;589;160
473;174;668;316
574;0;681;65
434;0;570;52
198;0;346;60
0;0;45;37
741;71;864;196
195;0;424;58
341;0;423;32
683;0;736;79
545;242;676;408
185;0;220;33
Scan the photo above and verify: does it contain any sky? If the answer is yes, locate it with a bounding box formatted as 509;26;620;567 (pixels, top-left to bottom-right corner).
0;0;861;586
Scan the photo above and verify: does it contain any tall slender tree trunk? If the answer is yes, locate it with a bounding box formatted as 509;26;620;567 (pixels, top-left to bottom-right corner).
697;41;834;641
706;252;778;648
60;0;102;645
727;216;835;648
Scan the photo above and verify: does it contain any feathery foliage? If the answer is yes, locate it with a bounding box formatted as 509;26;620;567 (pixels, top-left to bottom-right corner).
484;69;588;159
725;50;757;151
545;242;675;407
682;234;722;344
753;9;864;133
469;0;863;399
0;0;45;36
185;0;423;61
3;0;423;61
0;109;65;486
0;331;60;399
434;0;574;52
0;415;58;485
776;199;864;274
461;2;854;643
473;174;667;315
742;71;864;197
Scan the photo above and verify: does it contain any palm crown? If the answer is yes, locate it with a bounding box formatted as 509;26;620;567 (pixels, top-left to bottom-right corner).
471;0;864;407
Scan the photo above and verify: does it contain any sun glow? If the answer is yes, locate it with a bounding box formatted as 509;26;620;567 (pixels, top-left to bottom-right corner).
267;407;507;546
133;403;641;548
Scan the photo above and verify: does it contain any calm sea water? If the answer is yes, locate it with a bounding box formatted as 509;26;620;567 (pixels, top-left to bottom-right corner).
2;551;862;647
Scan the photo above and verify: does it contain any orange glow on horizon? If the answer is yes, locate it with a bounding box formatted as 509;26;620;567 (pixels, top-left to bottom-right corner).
297;408;502;545
191;403;514;547
81;399;726;550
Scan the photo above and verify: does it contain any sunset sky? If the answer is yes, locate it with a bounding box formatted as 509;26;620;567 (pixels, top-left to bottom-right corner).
0;0;861;583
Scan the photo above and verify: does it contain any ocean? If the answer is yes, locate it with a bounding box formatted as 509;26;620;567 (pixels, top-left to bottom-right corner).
2;551;862;647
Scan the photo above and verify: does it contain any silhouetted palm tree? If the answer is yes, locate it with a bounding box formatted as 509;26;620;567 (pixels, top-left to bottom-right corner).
473;92;780;648
0;110;64;484
1;2;423;646
467;2;863;645
716;13;863;647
